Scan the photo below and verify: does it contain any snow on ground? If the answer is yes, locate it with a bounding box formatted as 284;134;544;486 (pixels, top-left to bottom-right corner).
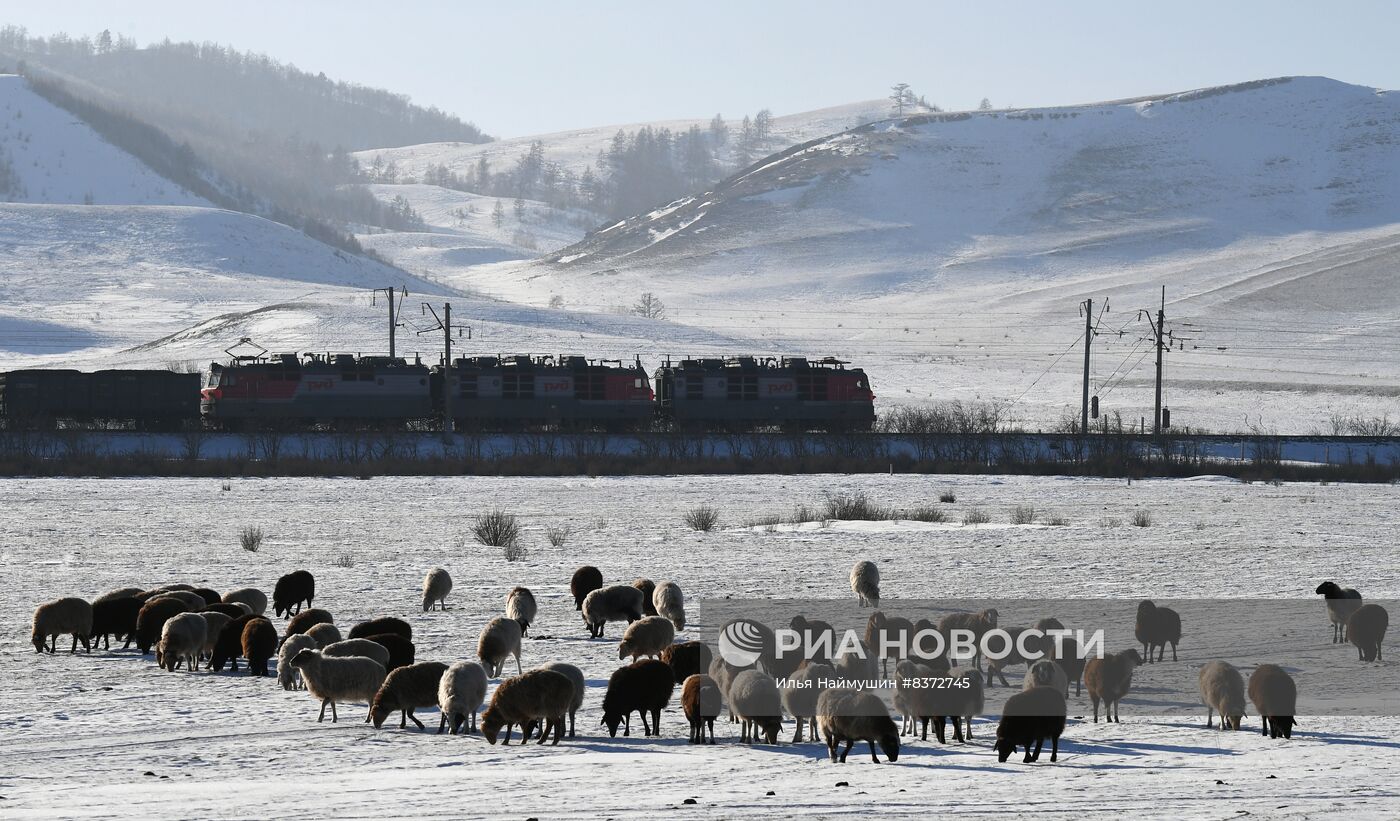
0;75;207;206
2;474;1398;819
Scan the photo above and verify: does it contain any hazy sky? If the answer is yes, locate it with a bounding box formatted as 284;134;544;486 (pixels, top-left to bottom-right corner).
7;1;1399;137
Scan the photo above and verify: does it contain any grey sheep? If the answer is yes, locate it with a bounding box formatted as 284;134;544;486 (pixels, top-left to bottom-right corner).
730;669;784;744
1135;600;1182;663
850;560;880;608
438;661;488;734
289;648;388;723
422;567;453;612
222;587;267;617
32;597;93;654
532;662;586;739
833;638;878;687
304;622;342;648
818;688;900;763
371;661;451;729
581;584;644;638
321;638;391;669
1085;648;1144;723
1248;663;1297;739
478;616;523;677
1199;660;1246;730
1315;581;1363;643
505;586;537;635
481;668;576;745
157;612;207;672
197;611;233;667
930;666;984;743
618;615;675;661
653;581;685;631
784;662;836;742
893;659;940;740
1022;659;1070;700
278;634;319;690
937;608;999;671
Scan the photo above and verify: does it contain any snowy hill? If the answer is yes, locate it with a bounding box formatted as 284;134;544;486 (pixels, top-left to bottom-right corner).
0;74;207;206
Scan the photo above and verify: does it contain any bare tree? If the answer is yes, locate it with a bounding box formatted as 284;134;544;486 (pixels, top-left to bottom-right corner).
890;83;912;116
979;98;993;111
633;292;666;320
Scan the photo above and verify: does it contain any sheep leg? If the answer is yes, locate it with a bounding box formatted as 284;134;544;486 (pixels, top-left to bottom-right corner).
1205;706;1214;728
623;713;631;737
1030;738;1043;762
514;651;522;676
569;709;576;739
839;739;853;763
793;720;804;743
407;710;425;730
933;716;947;744
1170;642;1177;662
965;716;974;740
825;730;837;762
553;716;564;745
1050;734;1059;762
706;718;716;744
868;740;881;763
438;714;447;734
1091;696;1099;723
649;708;661;736
317;699;327;723
996;668;1010;688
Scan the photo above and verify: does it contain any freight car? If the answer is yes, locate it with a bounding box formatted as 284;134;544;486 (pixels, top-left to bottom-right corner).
0;369;199;430
200;353;433;429
433;355;653;430
653;356;875;431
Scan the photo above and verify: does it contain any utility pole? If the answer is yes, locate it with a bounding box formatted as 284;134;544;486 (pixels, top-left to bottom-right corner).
419;303;470;434
1080;298;1093;436
1153;286;1165;435
372;286;407;359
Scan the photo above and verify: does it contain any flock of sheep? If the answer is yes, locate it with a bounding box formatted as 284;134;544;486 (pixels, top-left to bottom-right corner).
27;562;1389;766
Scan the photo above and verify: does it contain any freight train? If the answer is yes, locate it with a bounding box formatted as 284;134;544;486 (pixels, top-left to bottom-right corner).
0;350;875;432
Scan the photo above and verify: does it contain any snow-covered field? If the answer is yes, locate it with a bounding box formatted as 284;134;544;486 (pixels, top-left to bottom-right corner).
3;474;1398;819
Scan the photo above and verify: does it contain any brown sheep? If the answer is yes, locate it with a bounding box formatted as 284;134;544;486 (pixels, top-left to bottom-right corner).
1085;649;1143;723
241;617;278;676
661;640;713;683
1348;604;1388;662
571;565;603;610
481;669;575;745
371;661;451;729
682;673;723;744
1248;664;1297;739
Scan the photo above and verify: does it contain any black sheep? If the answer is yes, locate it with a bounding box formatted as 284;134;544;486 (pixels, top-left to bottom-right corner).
284;608;334;639
241;617;278;676
601;659;675;737
571;565;603;610
90;595;142;651
1134;600;1182;663
202;602;252;621
193;587;223;607
135;597;190;655
211;613;260;671
364;633;415;672
273;570;315;618
660;641;713;683
349;617;412;641
995;686;1067;763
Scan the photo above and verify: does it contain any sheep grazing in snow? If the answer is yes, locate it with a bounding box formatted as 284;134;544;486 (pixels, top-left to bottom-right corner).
618;615;675;661
1052;635;1088;697
273;570;315;618
505;586;537;635
421;567;452;612
90;595;141;651
197;611;233;661
709;655;743;723
364;633;415;672
653;581;685;631
985;626;1039;687
283;608;334;640
571;565;603;610
632;578;658;616
1315;581;1363;643
209;613;260;671
135;596;190;656
349;616;411;642
1348;603;1388;662
938;608;999;671
833;638;879;687
683;673;724;744
222;587;268;617
785;662;836;742
661;640;713;684
321;638;392;668
850;561;880;608
96;587;144;604
582;584;644;638
304;622;342;648
438;661;489;734
1135;600;1181;663
1199;660;1246;730
371;661;450;729
242;616;278;676
893;660;942;740
931;666;984;743
995;686;1067;763
478;616;524;677
289;648;388;723
481;668;576;745
193;588;223;607
1085;648;1143;723
790;615;838;666
529;662;586;739
1023;659;1070;700
1248;663;1297;739
866;611;914;677
149;590;207;612
156;612;207;671
278;634;319;690
601;658;676;737
730;669;784;744
818;688;900;763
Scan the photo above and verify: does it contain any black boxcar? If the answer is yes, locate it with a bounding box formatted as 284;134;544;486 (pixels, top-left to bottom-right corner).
0;369;199;428
654;356;875;431
201;353;433;428
432;354;654;430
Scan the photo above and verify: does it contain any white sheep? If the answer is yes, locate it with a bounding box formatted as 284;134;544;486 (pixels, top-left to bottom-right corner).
1022;659;1070;700
1199;660;1246;730
157;612;207;672
304;622;342;648
581;584;645;638
505;586;537;635
278;633;320;690
222;587;268;617
653;581;686;631
422;568;453;612
321;638;391;669
729;669;783;744
438;661;489;734
198;611;233;667
850;561;880;608
783;662;835;742
31;597;94;654
478;616;523;677
289;648;388;723
618;615;676;661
